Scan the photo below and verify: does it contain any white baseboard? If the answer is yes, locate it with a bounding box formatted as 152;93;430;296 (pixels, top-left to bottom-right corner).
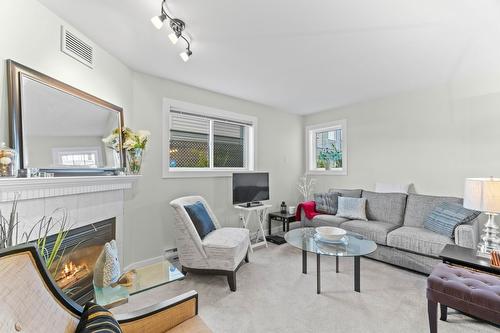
124;221;300;270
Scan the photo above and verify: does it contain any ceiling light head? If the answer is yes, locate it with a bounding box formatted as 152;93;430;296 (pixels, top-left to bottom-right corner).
168;32;179;45
151;14;167;29
180;49;192;62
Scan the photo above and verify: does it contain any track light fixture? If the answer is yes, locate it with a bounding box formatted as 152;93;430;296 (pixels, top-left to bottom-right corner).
180;48;192;62
151;0;193;61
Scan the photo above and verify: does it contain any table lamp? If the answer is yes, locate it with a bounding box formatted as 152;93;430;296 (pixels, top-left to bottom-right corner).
464;178;500;257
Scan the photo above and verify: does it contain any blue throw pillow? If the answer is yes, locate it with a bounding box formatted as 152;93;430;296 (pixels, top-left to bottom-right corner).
424;202;480;238
184;201;216;239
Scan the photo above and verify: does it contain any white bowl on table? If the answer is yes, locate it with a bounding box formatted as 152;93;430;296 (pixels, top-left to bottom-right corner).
315;226;346;241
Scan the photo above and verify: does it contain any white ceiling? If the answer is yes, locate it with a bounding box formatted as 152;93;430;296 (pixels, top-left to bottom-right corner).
37;0;500;114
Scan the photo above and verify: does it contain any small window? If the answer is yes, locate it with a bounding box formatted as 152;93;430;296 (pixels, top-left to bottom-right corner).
163;99;256;177
306;120;347;175
52;147;102;168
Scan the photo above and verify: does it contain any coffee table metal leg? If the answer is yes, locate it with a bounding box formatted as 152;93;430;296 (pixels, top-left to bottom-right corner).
336;256;339;273
317;253;321;294
302;249;307;274
354;256;360;292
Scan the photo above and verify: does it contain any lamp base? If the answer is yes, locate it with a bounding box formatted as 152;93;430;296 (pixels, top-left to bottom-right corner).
476;213;500;257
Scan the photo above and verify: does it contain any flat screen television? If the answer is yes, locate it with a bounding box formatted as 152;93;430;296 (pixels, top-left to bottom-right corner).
232;172;269;206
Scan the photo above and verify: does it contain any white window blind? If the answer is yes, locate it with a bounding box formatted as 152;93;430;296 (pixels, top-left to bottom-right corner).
168;110;252;170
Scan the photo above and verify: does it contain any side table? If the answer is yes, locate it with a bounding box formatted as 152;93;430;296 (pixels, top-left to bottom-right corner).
440;244;499;275
268;211;296;235
234;204;272;251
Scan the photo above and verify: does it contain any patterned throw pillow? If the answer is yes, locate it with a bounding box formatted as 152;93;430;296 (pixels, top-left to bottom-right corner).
313;192;341;214
336;197;368;221
424;202;480;238
76;302;122;333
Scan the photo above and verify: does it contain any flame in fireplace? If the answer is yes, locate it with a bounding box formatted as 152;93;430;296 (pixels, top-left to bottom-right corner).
56;261;90;289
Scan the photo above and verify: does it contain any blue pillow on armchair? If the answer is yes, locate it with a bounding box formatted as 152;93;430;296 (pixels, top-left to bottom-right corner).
184;201;216;239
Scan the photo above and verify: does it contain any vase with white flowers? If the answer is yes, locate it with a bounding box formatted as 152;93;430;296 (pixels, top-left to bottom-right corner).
123;128;150;175
102;127;150;175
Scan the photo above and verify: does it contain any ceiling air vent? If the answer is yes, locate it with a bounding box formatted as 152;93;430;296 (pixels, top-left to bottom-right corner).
61;26;94;68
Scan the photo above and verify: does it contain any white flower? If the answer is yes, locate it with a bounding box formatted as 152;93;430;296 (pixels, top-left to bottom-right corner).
102;134;118;145
123;138;136;150
136;130;151;140
0;157;12;165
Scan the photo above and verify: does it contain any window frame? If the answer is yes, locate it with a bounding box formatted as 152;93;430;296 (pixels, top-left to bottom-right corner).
305;120;347;176
162;98;257;178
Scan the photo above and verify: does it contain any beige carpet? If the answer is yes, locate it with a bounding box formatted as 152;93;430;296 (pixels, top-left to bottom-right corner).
113;243;497;333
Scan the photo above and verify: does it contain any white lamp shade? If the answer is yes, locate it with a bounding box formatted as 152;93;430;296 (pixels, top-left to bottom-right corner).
464;178;500;213
168;33;179;44
151;15;165;30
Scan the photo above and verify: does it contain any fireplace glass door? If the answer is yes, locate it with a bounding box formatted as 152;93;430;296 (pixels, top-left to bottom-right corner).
43;218;115;305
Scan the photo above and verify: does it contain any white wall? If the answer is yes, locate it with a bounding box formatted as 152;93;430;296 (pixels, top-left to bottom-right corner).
124;72;303;264
304;78;500;197
0;0;133;144
0;0;304;266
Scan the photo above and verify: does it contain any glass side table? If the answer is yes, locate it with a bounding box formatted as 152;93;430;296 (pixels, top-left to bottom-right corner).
94;259;184;308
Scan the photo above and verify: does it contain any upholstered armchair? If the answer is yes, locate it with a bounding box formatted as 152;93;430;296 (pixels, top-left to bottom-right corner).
170;196;250;291
0;244;210;333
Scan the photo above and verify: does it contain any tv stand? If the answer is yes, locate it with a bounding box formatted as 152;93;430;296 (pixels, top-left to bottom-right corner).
234;203;272;251
239;201;263;208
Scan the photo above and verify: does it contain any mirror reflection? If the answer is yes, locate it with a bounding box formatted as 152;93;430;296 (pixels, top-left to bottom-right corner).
20;75;122;170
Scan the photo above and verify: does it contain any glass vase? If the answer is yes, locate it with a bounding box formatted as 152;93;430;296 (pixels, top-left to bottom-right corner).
126;148;143;175
0;142;17;177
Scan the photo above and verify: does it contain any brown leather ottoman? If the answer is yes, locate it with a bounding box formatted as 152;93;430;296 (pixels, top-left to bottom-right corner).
426;263;500;332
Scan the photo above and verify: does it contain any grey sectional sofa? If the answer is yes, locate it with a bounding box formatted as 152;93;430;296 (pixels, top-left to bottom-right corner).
302;189;482;274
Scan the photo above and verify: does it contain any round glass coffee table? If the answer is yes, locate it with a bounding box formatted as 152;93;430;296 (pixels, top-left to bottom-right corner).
285;227;377;294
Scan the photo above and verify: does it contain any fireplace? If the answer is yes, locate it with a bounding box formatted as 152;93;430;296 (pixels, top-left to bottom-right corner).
44;218;116;305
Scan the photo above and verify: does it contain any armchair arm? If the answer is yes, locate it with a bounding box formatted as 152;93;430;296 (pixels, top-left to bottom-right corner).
116;290;210;333
454;215;482;249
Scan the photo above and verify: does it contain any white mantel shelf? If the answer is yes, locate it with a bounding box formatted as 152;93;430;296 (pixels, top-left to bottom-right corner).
0;175;141;202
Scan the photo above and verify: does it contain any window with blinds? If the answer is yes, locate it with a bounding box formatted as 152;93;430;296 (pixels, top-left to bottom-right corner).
169;110;252;170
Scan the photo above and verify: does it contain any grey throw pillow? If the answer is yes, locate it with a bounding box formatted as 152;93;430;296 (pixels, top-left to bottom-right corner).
423;202;480;238
337;197;368;221
314;192;341;215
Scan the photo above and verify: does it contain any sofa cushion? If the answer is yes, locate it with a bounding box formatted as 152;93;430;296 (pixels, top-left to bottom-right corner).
312;214;349;227
313;192;341;215
329;188;362;198
340;220;400;245
387;226;453;257
202;228;250;271
362;191;407;225
423;202;481;238
403;194;463;228
337;197;367;220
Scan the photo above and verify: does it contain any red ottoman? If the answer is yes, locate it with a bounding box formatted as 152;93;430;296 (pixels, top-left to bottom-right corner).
426;263;500;332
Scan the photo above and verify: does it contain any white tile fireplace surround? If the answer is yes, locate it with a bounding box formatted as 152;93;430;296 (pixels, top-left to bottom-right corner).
0;175;139;264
